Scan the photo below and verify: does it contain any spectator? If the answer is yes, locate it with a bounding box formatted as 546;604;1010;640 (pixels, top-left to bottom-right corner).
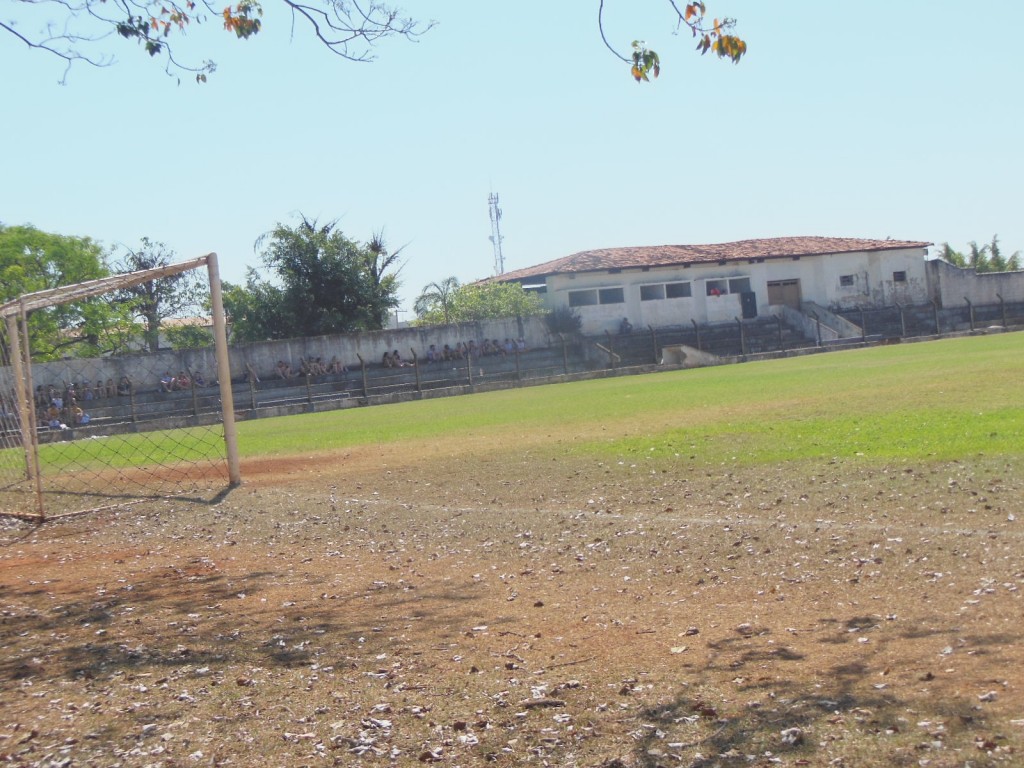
117;376;132;396
46;403;65;429
105;378;116;398
276;360;293;379
193;370;207;387
619;317;633;334
159;371;175;392
176;371;191;390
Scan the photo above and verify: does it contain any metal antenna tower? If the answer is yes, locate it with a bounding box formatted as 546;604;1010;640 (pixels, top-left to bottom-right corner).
488;192;505;275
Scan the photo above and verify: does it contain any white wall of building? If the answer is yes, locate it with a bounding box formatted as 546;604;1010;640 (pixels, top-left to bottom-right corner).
541;247;931;334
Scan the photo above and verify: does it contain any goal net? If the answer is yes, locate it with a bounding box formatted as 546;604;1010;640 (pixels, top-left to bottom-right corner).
0;254;239;521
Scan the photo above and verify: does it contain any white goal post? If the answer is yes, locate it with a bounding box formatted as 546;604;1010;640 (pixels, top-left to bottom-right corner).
1;253;240;520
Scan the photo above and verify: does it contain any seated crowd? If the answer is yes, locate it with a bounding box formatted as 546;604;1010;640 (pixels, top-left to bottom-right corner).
424;338;527;364
241;355;349;383
32;380;106;430
159;369;206;392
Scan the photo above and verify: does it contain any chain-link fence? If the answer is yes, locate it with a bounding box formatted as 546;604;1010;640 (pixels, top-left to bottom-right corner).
0;257;238;520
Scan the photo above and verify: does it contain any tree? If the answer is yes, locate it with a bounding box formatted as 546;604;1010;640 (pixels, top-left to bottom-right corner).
599;1;746;82
4;0;432;83
164;322;213;350
413;277;461;325
362;230;407;330
225;216;401;342
221;268;289;342
0;223;136;360
544;306;583;336
937;236;1021;274
4;1;741;83
414;281;544;326
113;237;209;353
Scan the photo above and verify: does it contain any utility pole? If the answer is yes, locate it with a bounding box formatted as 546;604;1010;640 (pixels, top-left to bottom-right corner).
488;193;505;276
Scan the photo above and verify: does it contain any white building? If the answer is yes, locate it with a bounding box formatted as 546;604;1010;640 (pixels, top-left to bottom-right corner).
493;236;932;335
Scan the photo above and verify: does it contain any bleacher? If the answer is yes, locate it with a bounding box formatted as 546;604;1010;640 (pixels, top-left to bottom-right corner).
587;316;815;368
26;342;593;441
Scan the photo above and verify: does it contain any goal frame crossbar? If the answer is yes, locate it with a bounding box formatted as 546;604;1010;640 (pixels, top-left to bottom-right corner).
2;253;240;521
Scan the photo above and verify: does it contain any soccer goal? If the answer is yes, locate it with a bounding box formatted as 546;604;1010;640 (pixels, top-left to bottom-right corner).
0;254;240;521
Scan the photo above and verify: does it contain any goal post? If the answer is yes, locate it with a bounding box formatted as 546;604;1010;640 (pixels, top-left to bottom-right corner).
0;253;240;521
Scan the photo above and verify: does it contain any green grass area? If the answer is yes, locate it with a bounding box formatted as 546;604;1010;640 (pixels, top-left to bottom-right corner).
239;332;1024;466
25;425;226;475
17;332;1024;474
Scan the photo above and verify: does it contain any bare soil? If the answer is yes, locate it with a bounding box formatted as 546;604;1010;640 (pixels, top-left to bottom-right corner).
1;440;1022;767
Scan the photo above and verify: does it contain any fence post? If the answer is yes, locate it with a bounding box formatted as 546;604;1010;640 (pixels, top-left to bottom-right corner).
735;317;746;355
304;372;313;409
895;302;906;338
190;377;199;418
466;350;474;387
411;349;422;393
357;354;368;398
859;308;866;342
249;378;257;413
513;345;521;384
604;331;616;369
128;377;138;425
5;312;44;520
691;318;702;352
931;299;940;335
649;325;659;363
560;334;569;375
997;293;1006;328
775;315;784;351
964;297;975;332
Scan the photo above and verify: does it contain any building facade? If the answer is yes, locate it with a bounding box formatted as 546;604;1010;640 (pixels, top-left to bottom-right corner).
493;237;932;336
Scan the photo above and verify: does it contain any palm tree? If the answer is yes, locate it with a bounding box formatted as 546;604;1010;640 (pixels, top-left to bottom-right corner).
414;277;461;325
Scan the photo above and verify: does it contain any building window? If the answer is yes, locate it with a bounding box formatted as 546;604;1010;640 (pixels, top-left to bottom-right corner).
640;284;665;301
892;271;907;283
568;289;598;307
665;282;692;299
839;274;855;287
728;277;751;294
706;279;728;296
598;287;625;305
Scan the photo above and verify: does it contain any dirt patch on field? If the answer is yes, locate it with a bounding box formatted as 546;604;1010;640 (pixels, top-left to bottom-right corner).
1;447;1022;767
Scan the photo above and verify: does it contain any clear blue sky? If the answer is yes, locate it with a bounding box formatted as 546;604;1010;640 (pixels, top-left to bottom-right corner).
3;1;1022;320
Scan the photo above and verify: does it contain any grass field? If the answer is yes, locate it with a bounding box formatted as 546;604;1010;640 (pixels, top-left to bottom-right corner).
17;332;1024;474
1;333;1022;767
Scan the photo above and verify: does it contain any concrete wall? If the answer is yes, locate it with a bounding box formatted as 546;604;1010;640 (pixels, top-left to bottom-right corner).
539;247;931;335
27;316;551;392
926;258;1024;307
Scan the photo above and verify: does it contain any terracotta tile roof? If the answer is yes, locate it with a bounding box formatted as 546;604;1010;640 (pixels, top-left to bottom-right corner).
493;236;931;283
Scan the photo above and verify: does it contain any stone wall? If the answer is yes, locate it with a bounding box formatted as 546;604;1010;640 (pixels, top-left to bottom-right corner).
927;259;1024;307
28;316;551;392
